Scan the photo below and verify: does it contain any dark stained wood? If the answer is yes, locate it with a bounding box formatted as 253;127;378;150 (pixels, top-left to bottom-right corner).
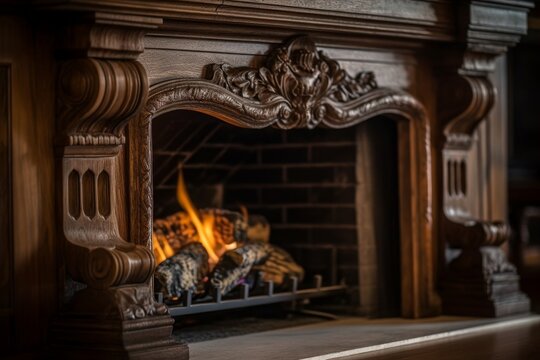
435;4;531;315
0;15;58;352
356;118;401;317
0;63;13;350
49;11;188;359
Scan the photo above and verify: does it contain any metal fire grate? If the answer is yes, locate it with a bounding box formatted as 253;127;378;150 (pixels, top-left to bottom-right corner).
163;275;347;317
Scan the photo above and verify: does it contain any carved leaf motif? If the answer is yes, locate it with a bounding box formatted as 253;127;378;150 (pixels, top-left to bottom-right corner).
209;36;378;129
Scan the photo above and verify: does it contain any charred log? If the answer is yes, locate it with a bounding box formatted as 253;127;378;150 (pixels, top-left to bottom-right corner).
210;242;272;296
206;208;247;245
246;215;271;243
153;209;247;255
253;245;304;286
154;242;209;300
210;242;305;296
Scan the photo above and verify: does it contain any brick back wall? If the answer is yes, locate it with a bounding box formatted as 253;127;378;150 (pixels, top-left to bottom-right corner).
152;111;360;288
223;130;359;287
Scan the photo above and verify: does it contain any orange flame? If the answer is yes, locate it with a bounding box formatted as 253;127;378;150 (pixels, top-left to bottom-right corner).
176;170;221;264
153;232;175;264
153;171;239;265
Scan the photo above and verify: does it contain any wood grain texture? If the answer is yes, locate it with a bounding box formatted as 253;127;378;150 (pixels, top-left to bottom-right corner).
0;63;13;349
141;37;418;89
0;15;58;350
37;0;457;42
50;12;187;359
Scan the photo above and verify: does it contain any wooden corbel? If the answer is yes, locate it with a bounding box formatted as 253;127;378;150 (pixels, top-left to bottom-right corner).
437;46;530;316
51;12;187;360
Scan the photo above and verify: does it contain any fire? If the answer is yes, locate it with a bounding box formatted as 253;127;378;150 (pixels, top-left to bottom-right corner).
152;170;238;266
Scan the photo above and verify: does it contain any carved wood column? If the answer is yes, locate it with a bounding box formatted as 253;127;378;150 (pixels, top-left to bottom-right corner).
437;1;532;317
50;13;188;359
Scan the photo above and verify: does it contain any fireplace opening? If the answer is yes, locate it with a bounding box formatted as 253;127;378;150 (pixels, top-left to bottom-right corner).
151;109;401;322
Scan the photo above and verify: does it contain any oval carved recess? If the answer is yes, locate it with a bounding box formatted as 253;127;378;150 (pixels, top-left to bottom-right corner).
68;170;81;219
82;170;96;219
98;171;111;218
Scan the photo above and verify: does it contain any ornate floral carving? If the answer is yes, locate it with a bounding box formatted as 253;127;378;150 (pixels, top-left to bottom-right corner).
69;285;169;320
209;36;377;129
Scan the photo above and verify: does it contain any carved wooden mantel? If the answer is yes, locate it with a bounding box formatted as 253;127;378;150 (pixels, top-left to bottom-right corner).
132;36;438;322
1;0;534;358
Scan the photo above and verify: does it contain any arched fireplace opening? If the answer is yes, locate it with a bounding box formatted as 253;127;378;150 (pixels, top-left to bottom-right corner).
128;37;439;323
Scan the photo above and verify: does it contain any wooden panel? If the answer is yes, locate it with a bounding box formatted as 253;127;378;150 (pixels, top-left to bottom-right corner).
467;55;508;221
142;36;417;89
0;16;58;350
356;118;401;317
487;55;508;222
0;64;13;348
37;0;456;42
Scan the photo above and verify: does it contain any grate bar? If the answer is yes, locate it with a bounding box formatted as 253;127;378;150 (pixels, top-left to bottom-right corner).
168;276;346;317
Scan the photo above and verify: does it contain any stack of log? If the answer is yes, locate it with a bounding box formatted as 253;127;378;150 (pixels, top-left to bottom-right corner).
153;209;304;301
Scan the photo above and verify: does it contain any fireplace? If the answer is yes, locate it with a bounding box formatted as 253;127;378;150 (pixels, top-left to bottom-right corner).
120;36;440;328
150;108;401;317
9;2;527;357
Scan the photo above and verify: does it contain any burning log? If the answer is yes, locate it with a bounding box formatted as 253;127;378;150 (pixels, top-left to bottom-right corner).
153;212;197;255
154;242;209;301
210;242;272;296
205;208;247;245
246;215;271;243
152;209;247;264
209;241;305;296
253;245;304;286
153;171;305;299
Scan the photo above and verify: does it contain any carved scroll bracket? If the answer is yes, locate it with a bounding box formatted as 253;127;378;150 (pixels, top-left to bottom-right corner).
437;45;530;316
56;12;161;146
57;58;148;146
52;12;187;359
437;49;497;150
54;12;170;321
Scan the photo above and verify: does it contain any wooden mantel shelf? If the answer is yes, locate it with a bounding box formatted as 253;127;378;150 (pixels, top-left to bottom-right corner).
32;0;532;45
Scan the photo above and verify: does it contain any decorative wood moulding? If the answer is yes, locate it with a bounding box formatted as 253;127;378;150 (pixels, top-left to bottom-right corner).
132;35;439;318
53;12;188;358
58;58;148;145
58;12;163;59
35;0;533;51
441;73;495;150
437;37;530;317
209;36;379;129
